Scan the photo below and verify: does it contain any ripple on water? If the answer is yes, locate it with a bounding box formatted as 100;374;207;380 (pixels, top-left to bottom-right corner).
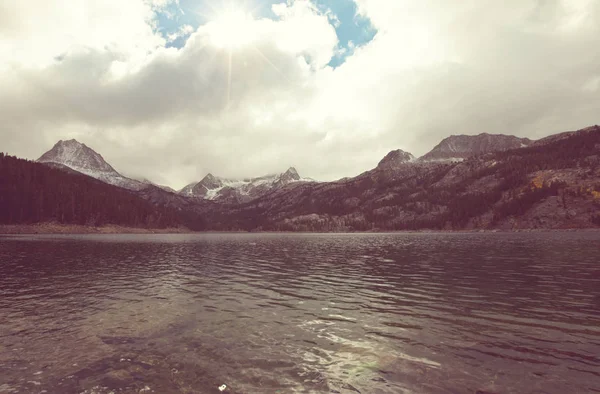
0;232;599;393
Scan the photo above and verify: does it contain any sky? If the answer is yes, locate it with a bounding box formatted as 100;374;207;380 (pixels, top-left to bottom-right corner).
1;0;599;189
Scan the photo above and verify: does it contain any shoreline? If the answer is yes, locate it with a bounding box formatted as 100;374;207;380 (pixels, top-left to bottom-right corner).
0;223;598;235
0;223;191;235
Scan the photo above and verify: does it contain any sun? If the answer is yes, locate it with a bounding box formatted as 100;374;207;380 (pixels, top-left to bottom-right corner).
210;6;256;50
191;0;282;107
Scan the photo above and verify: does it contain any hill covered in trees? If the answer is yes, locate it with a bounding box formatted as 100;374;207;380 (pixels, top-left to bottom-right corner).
0;154;199;230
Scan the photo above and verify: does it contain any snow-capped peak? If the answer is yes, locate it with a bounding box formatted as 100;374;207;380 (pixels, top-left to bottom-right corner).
276;167;301;184
199;173;223;189
38;139;117;174
284;167;299;177
37;139;146;191
179;167;310;203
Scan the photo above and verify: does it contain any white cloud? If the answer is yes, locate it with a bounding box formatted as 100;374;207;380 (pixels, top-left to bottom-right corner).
1;0;599;189
167;24;195;43
0;0;168;70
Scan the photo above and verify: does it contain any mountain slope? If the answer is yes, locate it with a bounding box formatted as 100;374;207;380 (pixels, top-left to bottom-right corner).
419;133;532;162
37;139;146;191
198;126;600;231
139;178;177;193
16;126;600;232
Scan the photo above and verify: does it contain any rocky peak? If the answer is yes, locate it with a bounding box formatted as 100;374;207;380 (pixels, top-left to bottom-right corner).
37;139;146;190
285;166;299;176
377;149;415;170
419;133;532;162
179;167;306;202
198;173;223;190
279;167;301;183
202;173;216;182
38;139;117;174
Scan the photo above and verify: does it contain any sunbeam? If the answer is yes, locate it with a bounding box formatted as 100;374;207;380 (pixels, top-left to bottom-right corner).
188;0;294;109
252;47;289;82
227;49;233;108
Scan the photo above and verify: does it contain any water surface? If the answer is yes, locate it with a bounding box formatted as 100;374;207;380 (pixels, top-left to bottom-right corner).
1;232;599;393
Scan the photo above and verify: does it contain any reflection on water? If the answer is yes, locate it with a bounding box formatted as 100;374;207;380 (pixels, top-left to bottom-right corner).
0;232;599;394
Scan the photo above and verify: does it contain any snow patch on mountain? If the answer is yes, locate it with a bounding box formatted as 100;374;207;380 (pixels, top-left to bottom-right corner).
180;167;312;203
421;157;465;163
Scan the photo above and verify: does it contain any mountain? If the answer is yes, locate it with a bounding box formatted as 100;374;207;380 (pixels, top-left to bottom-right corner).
37;139;147;191
196;126;600;231
7;126;599;232
179;167;312;204
419;133;532;162
377;149;415;170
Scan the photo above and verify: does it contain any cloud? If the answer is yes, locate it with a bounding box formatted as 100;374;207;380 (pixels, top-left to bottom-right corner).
167;25;195;43
1;0;599;189
342;0;600;149
0;0;170;70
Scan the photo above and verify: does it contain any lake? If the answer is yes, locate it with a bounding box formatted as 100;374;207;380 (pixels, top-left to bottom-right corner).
0;232;599;394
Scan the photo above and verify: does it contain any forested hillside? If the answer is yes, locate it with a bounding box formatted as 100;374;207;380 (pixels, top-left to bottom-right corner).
0;154;185;229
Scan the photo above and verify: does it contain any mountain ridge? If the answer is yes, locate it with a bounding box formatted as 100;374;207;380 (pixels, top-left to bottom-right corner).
179;166;310;204
418;133;533;162
194;126;600;231
24;125;599;232
37;131;539;194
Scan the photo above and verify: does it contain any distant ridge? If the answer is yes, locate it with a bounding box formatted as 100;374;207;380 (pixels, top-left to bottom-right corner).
418;133;532;162
27;125;600;233
179;167;312;204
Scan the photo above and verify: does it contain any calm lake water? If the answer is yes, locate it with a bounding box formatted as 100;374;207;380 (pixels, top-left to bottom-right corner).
0;232;599;394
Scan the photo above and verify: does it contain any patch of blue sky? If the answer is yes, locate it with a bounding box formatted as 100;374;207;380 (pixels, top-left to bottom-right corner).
154;0;197;48
313;0;376;67
154;0;376;67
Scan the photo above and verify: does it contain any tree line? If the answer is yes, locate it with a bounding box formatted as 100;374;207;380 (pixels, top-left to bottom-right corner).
0;153;183;228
